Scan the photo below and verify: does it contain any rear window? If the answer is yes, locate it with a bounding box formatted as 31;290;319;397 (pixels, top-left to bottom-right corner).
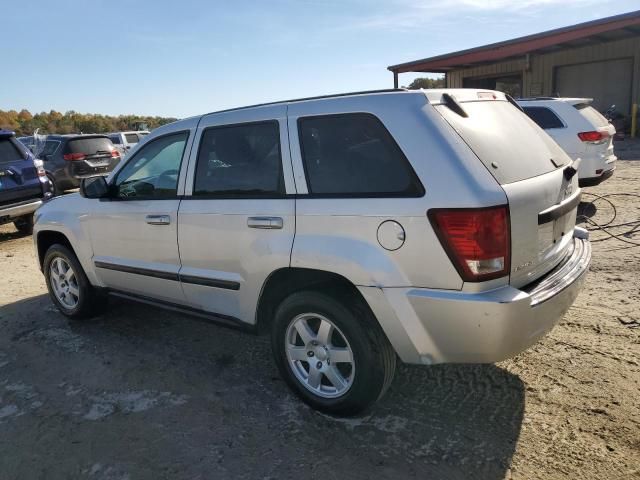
435;100;568;184
125;133;139;144
0;139;25;164
522;106;565;129
298;113;424;196
574;103;609;128
65;137;114;154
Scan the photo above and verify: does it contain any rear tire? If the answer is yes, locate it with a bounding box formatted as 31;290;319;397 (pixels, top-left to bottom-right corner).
13;215;34;235
271;291;396;416
43;244;107;319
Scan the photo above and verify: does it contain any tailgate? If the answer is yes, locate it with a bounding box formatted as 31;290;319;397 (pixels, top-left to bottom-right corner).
430;90;580;287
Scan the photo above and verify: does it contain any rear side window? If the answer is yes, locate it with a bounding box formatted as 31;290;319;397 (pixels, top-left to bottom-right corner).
522;107;565;129
194;121;284;197
574;103;609;128
110;135;122;145
65;137;114;154
298;113;423;196
0;139;25;164
125;133;139;144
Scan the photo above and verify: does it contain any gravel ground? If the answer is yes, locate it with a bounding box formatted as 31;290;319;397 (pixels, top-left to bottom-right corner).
0;161;638;480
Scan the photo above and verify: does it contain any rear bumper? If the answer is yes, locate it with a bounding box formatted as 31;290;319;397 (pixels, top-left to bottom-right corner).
65;158;120;182
579;167;614;187
578;152;616;186
360;229;591;365
0;199;42;222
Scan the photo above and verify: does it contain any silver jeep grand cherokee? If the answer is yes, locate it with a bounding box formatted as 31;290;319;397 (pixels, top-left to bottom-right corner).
34;89;591;415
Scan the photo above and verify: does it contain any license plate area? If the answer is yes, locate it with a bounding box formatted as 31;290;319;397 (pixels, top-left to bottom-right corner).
538;211;574;257
86;159;110;167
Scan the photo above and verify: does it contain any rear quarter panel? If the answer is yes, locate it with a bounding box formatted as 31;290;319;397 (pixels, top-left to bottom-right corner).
287;92;507;289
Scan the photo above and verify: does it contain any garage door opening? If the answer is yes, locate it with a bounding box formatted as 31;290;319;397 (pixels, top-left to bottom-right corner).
554;58;633;115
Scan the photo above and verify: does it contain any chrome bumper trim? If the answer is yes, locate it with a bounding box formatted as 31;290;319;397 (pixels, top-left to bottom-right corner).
526;236;591;307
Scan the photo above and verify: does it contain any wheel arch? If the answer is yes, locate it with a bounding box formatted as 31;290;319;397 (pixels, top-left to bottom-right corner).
36;230;75;270
255;267;383;336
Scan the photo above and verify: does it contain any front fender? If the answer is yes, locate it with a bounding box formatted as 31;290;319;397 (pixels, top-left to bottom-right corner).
33;196;101;286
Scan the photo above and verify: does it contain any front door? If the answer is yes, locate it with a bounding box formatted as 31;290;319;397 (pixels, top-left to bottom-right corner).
177;105;296;324
87;128;194;304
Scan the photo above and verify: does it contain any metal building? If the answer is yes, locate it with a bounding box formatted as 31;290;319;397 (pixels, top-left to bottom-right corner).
388;10;640;116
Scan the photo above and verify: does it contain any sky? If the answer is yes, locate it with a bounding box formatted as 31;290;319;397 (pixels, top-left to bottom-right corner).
1;0;638;118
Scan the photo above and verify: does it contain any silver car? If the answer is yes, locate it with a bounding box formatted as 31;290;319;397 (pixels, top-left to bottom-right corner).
33;89;591;415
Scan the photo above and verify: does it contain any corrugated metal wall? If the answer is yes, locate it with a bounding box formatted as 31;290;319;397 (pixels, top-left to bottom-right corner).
446;36;640;111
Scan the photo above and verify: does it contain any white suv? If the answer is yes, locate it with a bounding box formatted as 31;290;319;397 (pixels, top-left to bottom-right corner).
34;89;591;415
108;131;150;157
517;98;616;186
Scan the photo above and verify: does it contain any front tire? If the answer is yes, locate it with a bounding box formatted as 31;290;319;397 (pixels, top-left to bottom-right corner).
271;291;396;416
43;244;107;319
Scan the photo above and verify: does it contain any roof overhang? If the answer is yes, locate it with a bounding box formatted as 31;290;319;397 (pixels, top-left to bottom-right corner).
388;10;640;74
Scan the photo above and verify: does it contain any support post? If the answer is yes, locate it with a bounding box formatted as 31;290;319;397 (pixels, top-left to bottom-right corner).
393;71;399;89
631;103;637;138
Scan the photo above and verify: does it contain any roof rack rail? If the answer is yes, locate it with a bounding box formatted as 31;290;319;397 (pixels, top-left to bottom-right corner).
202;89;409;117
516;97;558;101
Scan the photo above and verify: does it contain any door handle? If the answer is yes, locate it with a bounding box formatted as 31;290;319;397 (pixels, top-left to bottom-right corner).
247;216;283;229
146;214;171;225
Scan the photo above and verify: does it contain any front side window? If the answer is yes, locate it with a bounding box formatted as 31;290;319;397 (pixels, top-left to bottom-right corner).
125;133;139;144
522;106;565;129
114;132;188;199
193;121;284;197
298;113;423;197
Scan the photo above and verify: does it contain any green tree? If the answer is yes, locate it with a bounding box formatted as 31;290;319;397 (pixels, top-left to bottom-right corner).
0;108;178;136
404;77;445;90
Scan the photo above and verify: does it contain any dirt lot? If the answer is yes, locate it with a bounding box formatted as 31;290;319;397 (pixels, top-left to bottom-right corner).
0;161;638;480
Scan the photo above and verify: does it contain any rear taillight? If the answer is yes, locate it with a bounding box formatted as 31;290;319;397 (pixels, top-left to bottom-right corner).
63;153;86;161
428;206;510;282
33;159;46;177
111;150;120;158
578;131;608;143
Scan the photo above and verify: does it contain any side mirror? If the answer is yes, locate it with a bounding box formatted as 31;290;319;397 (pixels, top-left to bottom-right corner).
80;176;110;199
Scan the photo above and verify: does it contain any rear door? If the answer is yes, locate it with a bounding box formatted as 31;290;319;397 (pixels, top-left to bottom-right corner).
0;133;42;208
432;92;579;287
177;104;296;324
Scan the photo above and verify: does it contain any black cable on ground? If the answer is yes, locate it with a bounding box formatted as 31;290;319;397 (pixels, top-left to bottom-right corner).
576;192;640;247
